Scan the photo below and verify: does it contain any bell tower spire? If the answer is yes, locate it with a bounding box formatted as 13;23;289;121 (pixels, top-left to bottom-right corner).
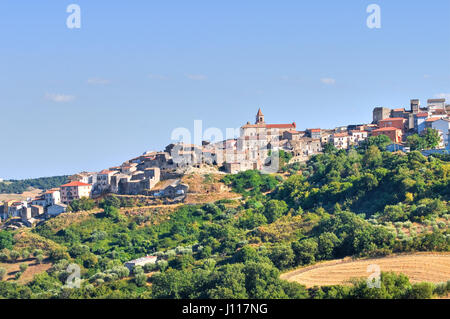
256;108;265;124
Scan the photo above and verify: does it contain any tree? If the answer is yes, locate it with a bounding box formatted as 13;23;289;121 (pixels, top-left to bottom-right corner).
381;205;407;222
269;245;295;270
36;254;44;264
132;265;144;276
49;248;69;262
351;272;412;299
233;246;259;263
9;250;20;262
104;205;120;220
317;232;340;260
19;263;28;272
361;135;391;151
406;134;425;151
69;244;90;258
363;145;382;168
323;142;337;154
134;273;147;287
33;249;43;258
238;210;267;229
292;238;318;266
101;195;121;209
264;200;288;223
21;249;30;260
68;197;95;212
0;251;9;262
242;261;288;299
0;232;14;250
0;267;6;280
423;128;440;149
207;264;248;299
407;282;434;299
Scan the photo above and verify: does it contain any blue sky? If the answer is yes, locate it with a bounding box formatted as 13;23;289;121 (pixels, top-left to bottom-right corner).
0;0;449;179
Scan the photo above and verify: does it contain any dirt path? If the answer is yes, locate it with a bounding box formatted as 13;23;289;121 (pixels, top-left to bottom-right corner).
280;252;450;287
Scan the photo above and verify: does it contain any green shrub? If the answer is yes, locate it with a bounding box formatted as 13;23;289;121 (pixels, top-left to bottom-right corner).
19;264;28;272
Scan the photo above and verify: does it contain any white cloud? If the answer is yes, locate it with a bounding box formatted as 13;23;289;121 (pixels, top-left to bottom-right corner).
45;93;75;103
186;74;207;81
435;93;450;101
148;74;169;80
87;78;111;85
321;78;336;85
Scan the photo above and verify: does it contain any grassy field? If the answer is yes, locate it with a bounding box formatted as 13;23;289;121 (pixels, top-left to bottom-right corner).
280;252;450;288
0;188;42;202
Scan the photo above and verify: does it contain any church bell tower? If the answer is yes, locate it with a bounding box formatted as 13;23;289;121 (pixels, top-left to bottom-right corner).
256;108;265;124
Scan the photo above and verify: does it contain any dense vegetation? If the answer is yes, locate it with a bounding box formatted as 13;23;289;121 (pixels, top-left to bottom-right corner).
406;128;442;151
0;176;69;194
0;140;448;299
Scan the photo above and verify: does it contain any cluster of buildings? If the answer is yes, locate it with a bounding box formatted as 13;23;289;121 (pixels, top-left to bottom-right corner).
372;98;450;147
0;187;67;228
171;99;449;173
1;97;449;228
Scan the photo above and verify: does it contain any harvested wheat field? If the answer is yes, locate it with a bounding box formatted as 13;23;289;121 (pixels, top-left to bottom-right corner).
281;252;450;288
0;188;42;202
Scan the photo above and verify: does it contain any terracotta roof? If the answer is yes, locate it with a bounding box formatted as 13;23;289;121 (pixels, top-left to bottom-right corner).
425;117;441;122
241;123;267;128
44;189;59;194
372;127;400;132
379;117;406;122
99;169;114;175
416;112;428;118
333;133;350;137
393;108;405;112
257;108;263;116
61;181;91;187
266;123;296;129
351;130;368;134
309;129;321;132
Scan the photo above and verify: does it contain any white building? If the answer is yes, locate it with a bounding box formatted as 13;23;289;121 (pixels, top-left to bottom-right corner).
431;118;450;147
350;130;368;144
60;181;92;205
124;255;158;271
332;132;354;149
47;203;68;217
427;98;446;112
31;197;46;207
44;189;61;207
96;170;116;193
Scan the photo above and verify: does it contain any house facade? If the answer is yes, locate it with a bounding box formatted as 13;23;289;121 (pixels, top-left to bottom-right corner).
371;127;402;143
431;118;450;147
60;181;92;204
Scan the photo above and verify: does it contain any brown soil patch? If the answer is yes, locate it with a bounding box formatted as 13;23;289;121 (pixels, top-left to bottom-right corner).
0;258;52;284
182;174;241;204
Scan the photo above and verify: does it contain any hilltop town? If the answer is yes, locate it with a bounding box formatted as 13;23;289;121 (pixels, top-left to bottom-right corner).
1;97;449;229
